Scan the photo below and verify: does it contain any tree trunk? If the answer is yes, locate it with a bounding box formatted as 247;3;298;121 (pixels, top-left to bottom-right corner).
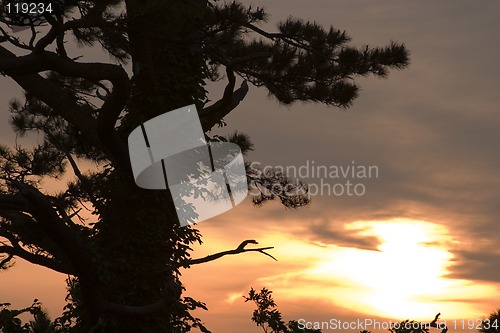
75;1;209;332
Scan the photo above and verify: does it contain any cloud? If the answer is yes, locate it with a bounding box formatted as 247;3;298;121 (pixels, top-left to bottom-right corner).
447;250;500;283
303;217;381;251
3;1;500;331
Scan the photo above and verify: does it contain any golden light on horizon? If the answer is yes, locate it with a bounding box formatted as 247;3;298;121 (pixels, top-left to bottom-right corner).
241;218;499;322
305;219;497;320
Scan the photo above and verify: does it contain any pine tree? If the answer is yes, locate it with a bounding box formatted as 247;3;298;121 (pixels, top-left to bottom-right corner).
0;1;409;332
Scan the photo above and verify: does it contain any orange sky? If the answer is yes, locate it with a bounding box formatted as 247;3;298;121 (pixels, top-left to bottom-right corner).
179;202;500;333
2;202;499;332
2;1;500;333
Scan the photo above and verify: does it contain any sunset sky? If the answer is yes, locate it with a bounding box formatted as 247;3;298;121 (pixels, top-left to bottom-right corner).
1;1;500;333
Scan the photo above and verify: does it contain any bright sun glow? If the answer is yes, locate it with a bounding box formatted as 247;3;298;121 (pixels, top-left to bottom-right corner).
222;217;499;321
304;219;495;319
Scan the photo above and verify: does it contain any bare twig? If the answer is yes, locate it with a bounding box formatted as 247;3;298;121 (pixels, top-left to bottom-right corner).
175;239;277;269
199;52;271;131
430;313;448;333
0;253;14;269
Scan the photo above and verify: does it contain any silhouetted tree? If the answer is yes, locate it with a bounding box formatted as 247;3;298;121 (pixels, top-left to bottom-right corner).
246;288;449;333
0;301;61;333
244;288;321;333
0;1;409;332
479;309;500;333
388;320;429;333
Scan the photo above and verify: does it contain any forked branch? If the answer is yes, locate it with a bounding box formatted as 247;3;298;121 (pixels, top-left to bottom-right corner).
175;239;277;269
200;53;270;131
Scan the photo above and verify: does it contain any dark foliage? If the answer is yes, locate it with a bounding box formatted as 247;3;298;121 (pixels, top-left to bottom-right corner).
0;1;409;332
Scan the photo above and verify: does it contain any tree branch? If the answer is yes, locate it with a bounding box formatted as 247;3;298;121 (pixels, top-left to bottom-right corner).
53;141;100;208
0;223;73;274
0;253;14;269
9;181;92;271
175;239;276;268
243;23;330;61
0;244;73;274
0;49;129;90
430;313;448;333
0;45;129;165
0;46;100;140
0;193;32;212
199;53;271;131
0;26;33;50
1;184;167;316
35;11;117;52
4;181;110;315
200;80;248;131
